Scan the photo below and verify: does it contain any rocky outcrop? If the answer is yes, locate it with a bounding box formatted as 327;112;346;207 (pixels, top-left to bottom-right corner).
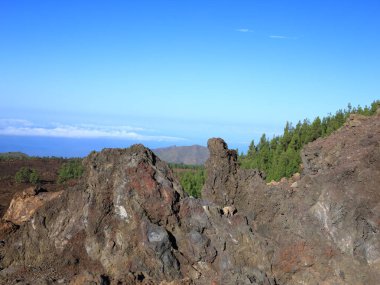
1;114;379;284
0;146;186;284
202;138;266;210
0;143;276;284
202;138;239;206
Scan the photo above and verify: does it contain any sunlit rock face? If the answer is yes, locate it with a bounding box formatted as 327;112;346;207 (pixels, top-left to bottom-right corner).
0;112;380;284
3;186;63;226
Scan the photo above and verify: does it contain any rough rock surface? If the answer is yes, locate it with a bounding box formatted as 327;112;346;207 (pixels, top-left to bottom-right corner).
1;113;379;284
3;186;63;225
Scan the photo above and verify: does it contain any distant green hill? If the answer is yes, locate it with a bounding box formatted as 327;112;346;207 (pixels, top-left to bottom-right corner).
153;145;209;165
0;152;29;160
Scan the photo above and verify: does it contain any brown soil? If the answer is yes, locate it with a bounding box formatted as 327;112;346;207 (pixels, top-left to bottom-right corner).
0;158;69;217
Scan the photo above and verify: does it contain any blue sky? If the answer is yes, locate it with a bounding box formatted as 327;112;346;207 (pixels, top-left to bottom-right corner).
1;0;379;156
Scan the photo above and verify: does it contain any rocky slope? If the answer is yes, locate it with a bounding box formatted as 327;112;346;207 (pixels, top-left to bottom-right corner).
0;112;379;284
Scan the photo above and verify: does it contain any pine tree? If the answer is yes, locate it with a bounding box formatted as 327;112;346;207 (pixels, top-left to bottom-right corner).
247;140;256;158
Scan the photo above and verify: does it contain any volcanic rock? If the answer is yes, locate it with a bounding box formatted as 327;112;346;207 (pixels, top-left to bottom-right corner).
202;138;267;210
0;114;379;284
0;146;186;284
202;138;239;206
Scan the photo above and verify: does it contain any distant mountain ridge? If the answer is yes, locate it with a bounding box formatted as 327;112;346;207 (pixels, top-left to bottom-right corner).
153;145;209;165
0;152;29;160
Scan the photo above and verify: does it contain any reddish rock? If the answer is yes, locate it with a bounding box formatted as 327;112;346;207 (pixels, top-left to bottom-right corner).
274;241;314;274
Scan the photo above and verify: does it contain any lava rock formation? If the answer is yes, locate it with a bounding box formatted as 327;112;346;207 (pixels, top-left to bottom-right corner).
0;113;379;284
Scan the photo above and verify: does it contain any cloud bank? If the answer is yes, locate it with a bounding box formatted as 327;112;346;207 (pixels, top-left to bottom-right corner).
0;119;184;142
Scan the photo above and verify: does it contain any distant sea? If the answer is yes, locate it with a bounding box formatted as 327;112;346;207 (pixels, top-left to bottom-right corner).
0;136;171;158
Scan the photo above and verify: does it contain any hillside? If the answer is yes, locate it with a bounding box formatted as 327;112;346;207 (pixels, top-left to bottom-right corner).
0;111;379;284
153;144;209;165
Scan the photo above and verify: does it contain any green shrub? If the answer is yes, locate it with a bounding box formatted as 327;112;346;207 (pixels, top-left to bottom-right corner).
15;167;40;184
58;159;84;184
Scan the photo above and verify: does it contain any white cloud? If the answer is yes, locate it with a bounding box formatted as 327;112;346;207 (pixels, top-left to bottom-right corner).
0;120;184;142
269;35;297;40
236;28;253;33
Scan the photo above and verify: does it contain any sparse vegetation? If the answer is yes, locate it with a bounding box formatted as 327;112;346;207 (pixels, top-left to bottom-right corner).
239;100;380;182
57;159;84;183
15;167;40;184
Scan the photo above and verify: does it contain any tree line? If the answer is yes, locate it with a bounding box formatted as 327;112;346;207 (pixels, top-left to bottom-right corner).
238;100;380;182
